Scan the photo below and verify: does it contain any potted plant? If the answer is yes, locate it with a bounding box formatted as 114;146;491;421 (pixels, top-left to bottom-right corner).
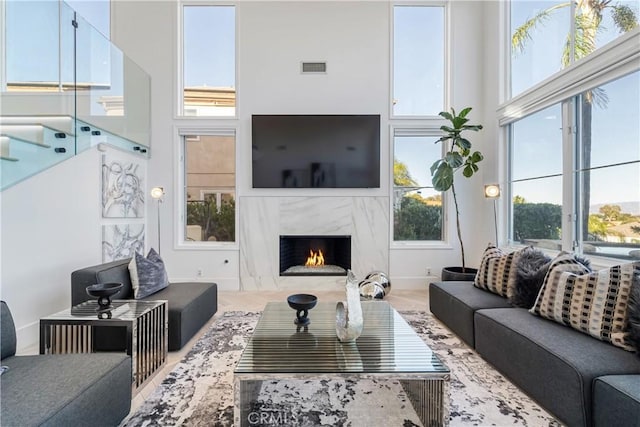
431;107;483;281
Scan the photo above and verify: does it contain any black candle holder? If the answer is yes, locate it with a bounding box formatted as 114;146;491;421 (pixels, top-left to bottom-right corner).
86;283;123;318
287;294;318;326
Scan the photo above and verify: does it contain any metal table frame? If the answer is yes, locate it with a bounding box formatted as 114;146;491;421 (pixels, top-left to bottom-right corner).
234;301;450;426
39;299;168;393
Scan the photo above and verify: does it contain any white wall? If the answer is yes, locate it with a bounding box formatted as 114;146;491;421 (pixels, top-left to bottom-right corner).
108;1;494;291
0;147;146;351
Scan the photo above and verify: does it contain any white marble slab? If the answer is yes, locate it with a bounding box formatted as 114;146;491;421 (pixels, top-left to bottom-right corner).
239;196;389;290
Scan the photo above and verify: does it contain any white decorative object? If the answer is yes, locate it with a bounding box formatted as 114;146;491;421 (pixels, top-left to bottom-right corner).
335;270;364;342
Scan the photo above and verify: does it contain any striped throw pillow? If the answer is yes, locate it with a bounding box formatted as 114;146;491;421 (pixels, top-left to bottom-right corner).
474;244;525;298
531;255;639;352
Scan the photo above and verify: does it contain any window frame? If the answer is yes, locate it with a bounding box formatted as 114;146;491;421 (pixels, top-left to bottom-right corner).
501;1;640;265
175;125;238;250
390;124;450;248
177;1;237;119
390;1;449;120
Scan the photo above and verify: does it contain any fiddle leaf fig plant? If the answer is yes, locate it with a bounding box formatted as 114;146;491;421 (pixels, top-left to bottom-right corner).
430;107;483;271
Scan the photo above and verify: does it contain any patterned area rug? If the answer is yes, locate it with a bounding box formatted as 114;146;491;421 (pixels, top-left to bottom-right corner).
121;310;561;427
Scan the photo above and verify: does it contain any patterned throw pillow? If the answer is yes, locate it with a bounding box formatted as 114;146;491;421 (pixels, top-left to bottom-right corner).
531;255;639;352
627;272;640;353
128;248;169;299
474;244;525;298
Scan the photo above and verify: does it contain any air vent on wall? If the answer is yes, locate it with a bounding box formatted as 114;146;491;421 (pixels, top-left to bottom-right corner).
301;62;327;73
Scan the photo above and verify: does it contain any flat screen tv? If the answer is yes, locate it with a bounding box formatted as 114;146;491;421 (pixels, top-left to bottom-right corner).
251;114;380;188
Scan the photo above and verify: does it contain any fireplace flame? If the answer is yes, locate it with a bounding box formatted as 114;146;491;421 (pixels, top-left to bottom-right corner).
305;249;325;267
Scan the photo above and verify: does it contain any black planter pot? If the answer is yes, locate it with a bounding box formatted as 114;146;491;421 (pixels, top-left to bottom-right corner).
441;266;478;282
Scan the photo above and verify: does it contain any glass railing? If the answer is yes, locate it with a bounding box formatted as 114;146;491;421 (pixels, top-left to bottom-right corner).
0;0;151;191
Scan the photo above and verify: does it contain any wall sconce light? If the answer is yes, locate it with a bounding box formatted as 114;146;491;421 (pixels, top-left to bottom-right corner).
484;184;501;245
150;187;165;253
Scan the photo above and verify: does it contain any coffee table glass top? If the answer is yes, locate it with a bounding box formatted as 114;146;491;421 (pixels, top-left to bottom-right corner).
41;300;167;321
235;301;449;375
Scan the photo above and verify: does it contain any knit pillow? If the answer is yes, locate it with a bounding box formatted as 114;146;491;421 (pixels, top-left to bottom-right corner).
509;247;552;308
129;248;169;299
531;256;639;352
474;244;525;298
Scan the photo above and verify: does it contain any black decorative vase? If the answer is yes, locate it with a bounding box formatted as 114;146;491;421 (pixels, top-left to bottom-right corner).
441;267;478;282
86;283;123;318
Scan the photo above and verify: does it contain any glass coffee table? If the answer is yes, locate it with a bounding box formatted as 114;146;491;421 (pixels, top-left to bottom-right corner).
234;301;450;426
39;299;168;393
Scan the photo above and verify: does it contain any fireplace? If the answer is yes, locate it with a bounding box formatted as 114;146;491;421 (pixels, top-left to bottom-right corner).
280;235;351;276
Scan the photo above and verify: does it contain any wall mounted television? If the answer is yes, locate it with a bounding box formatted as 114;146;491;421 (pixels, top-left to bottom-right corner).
251;114;381;188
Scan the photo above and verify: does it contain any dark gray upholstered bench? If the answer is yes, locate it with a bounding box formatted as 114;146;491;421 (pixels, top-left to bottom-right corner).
71;258;218;351
429;281;511;347
474;307;640;427
429;280;640;427
0;301;132;427
593;375;640;427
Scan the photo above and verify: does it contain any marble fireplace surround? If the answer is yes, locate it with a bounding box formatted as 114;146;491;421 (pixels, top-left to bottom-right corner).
239;196;389;290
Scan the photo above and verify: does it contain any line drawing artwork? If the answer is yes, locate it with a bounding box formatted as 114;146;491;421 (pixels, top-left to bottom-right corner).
102;224;145;262
102;155;145;218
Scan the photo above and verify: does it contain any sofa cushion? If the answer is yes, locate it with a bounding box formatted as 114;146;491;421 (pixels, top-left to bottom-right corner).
0;301;16;360
532;259;639;352
429;281;511;347
474;244;523;298
129;248;169;299
145;281;218;350
593;375;640;427
509;247;552;308
474;308;640;427
0;353;131;427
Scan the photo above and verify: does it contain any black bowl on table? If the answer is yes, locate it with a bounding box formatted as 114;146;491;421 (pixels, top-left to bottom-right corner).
287;294;318;326
86;282;123;312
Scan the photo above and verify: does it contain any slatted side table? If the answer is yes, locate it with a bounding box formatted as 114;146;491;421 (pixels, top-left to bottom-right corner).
40;299;168;393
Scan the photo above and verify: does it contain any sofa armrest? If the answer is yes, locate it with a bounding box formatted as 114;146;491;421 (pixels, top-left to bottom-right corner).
71;259;134;306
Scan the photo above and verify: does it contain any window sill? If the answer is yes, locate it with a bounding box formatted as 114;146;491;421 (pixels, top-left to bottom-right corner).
391;241;452;250
175;241;239;251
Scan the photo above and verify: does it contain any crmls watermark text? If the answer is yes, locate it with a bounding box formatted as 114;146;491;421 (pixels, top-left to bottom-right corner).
247;410;295;425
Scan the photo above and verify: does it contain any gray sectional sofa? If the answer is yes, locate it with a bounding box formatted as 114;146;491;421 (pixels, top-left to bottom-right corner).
71;258;218;351
430;281;640;427
0;301;132;426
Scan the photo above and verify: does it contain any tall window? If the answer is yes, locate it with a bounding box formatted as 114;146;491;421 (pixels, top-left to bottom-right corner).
507;72;640;260
392;5;445;116
510;0;570;97
393;130;444;241
577;72;640;258
509;104;563;247
510;0;638;98
181;5;235;117
182;131;236;243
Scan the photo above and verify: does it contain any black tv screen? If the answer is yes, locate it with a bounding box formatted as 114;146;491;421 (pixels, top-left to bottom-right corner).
251;115;381;188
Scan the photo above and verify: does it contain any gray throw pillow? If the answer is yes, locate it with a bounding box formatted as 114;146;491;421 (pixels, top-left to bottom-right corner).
511;250;591;309
129;248;169;299
628;273;640;354
510;247;552;308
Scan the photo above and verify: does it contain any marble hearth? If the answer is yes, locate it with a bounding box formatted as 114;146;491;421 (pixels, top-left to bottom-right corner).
239;196;389;290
